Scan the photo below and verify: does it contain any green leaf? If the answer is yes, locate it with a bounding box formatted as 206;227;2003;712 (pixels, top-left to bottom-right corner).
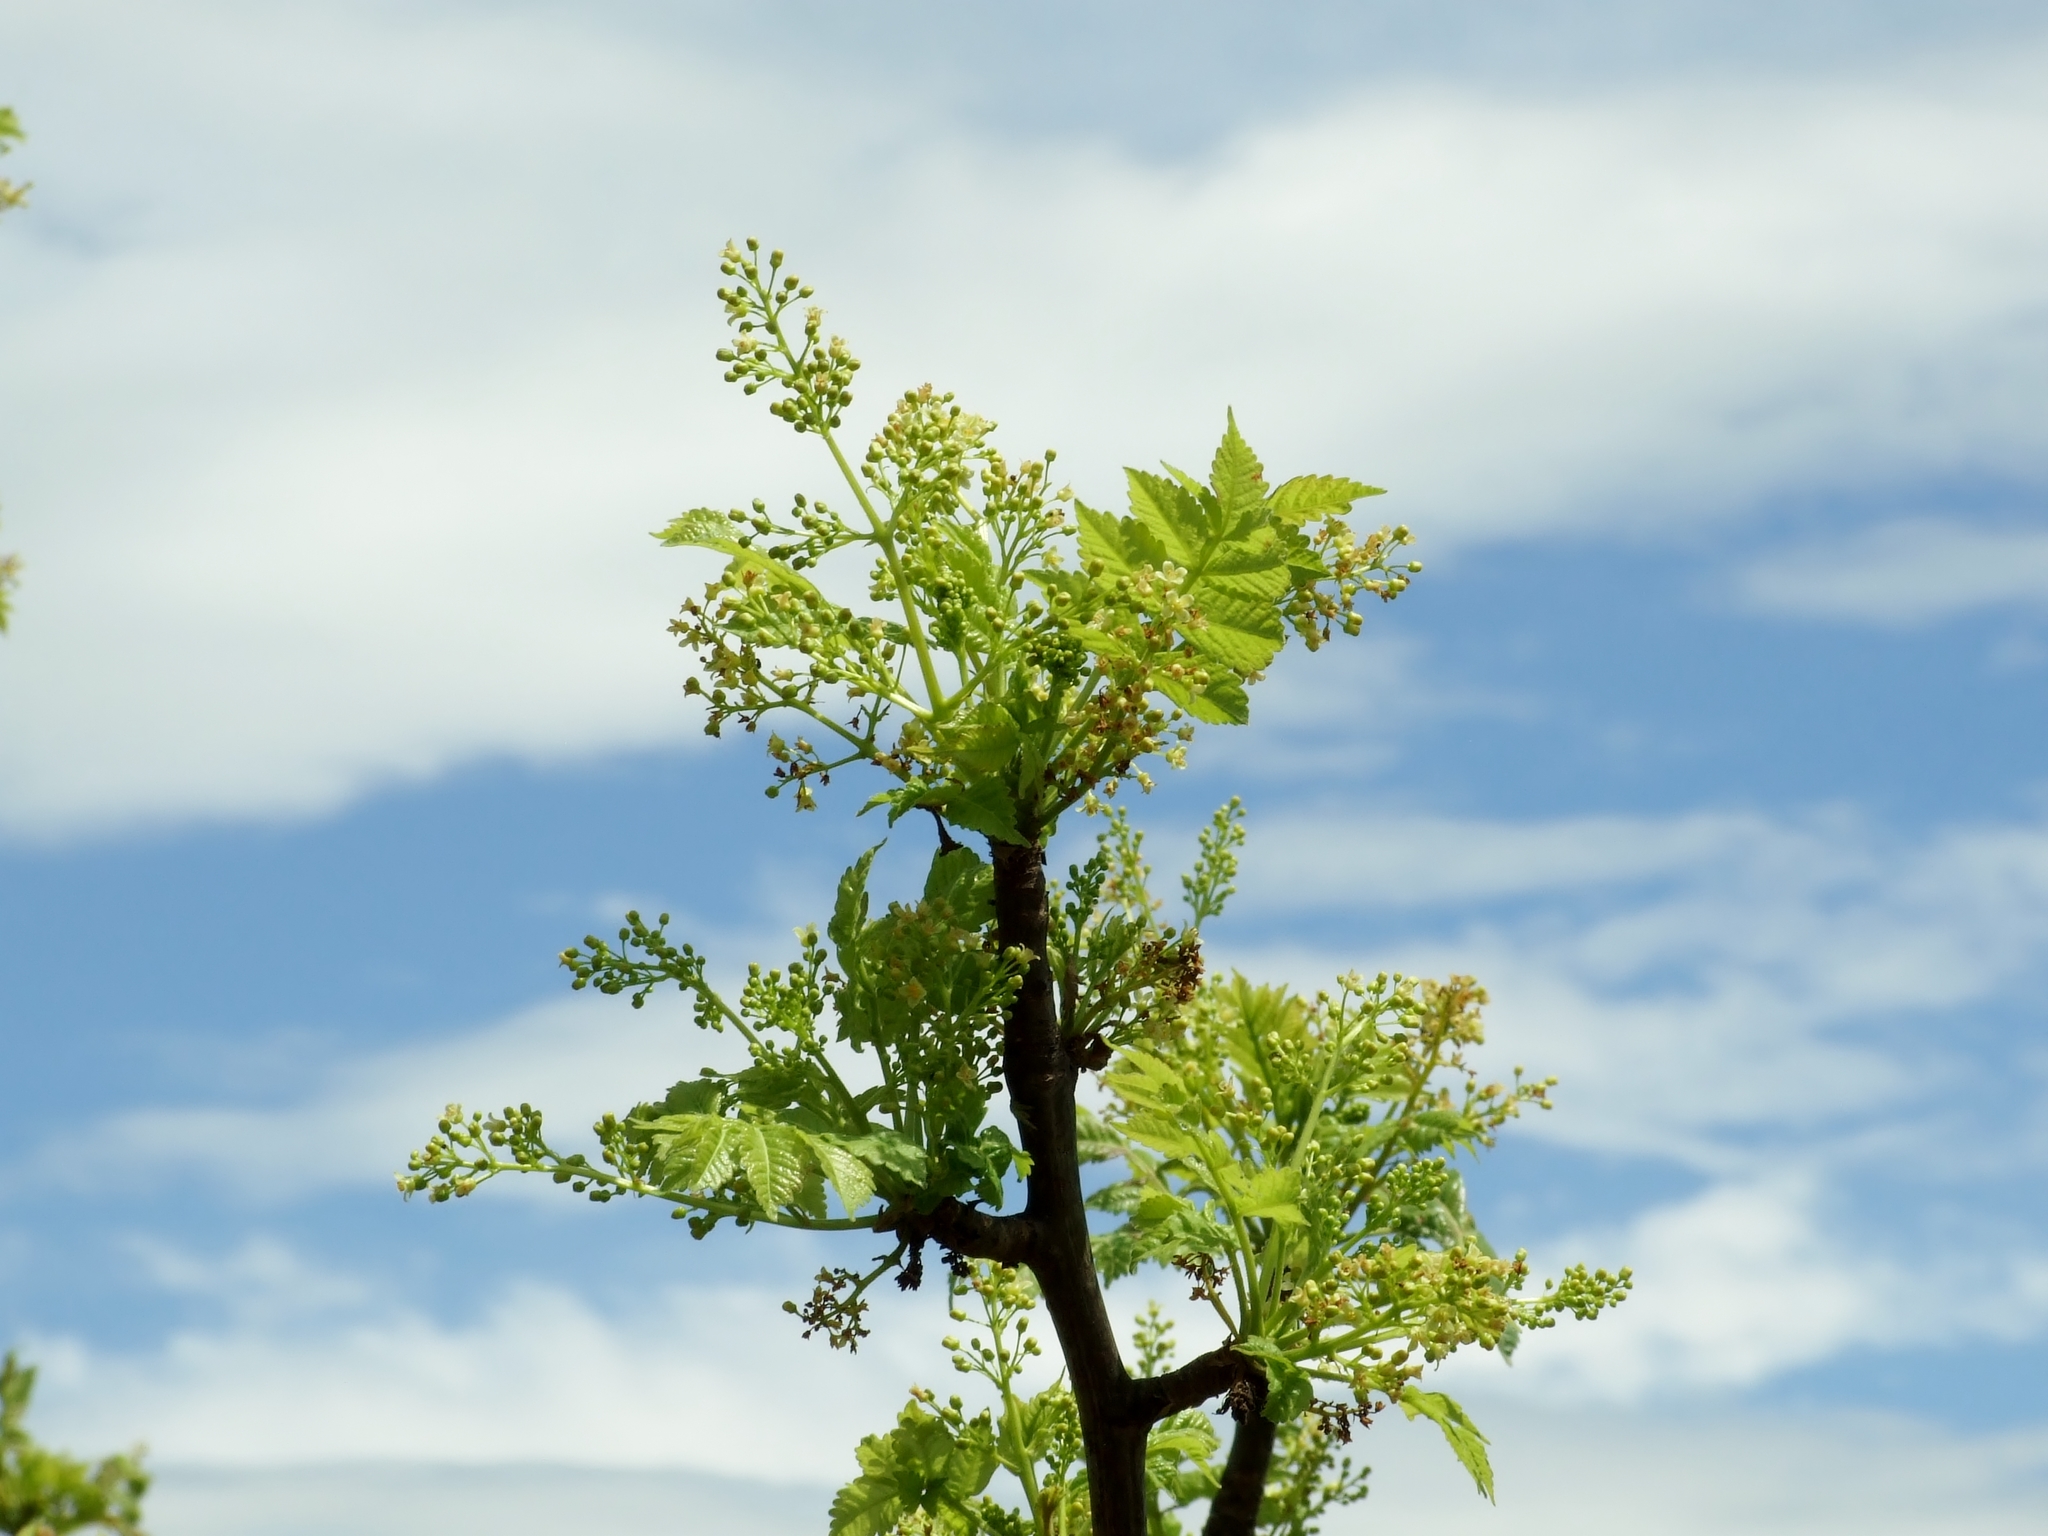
1232;1335;1313;1424
1076;499;1163;577
860;782;926;823
803;1134;877;1216
1159;669;1252;727
1106;1047;1185;1106
655;1077;724;1116
829;1404;998;1536
639;1113;742;1192
1134;1192;1187;1224
730;1058;819;1113
1182;593;1285;676
829;845;883;956
1132;1201;1235;1262
1119;1111;1204;1161
923;845;994;928
654;507;749;553
1147;1411;1220;1464
836;1128;929;1187
1220;1164;1304;1225
928;776;1023;844
941;700;1022;776
735;1122;809;1208
1267;474;1383;525
1400;1389;1495;1501
1124;468;1215;572
1208;409;1267;517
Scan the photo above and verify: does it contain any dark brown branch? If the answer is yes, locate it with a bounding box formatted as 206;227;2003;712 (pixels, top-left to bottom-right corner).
991;837;1153;1532
1128;1344;1264;1423
877;1196;1037;1270
1201;1413;1277;1536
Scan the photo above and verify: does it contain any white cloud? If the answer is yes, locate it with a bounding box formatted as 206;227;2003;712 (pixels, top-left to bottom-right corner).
1229;804;2048;1154
1345;1401;2048;1535
31;797;2048;1420
3;7;2048;832
146;1465;822;1536
30;992;759;1202
32;1287;2048;1534
124;1413;2048;1536
1743;519;2048;624
24;1275;926;1477
1197;800;2048;1399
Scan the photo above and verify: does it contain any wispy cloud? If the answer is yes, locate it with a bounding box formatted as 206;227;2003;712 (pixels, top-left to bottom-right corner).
1742;519;2048;625
1203;801;2048;1398
24;1272;920;1477
4;8;2047;833
25;994;754;1202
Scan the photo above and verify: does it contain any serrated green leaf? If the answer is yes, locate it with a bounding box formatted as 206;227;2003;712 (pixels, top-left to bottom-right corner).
1184;592;1285;675
654;507;748;553
930;776;1023;844
829;844;882;955
655;1077;724;1116
1109;1047;1184;1095
940;1415;1000;1504
922;845;993;928
1400;1389;1494;1501
1208;409;1267;516
1268;474;1383;525
804;1135;876;1216
837;1128;929;1186
1221;1164;1304;1224
1134;1192;1189;1224
829;1404;998;1536
735;1122;809;1207
1134;1203;1235;1262
638;1113;741;1192
1078;493;1172;578
829;1442;910;1536
1159;669;1252;726
1124;468;1213;571
655;513;828;612
1119;1112;1204;1161
940;700;1022;776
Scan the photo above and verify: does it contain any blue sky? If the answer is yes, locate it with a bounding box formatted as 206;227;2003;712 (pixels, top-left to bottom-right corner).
2;3;2046;1532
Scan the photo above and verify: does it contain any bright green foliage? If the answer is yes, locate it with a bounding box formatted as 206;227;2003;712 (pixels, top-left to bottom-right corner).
401;243;1624;1534
0;108;25;215
831;1399;1004;1536
837;1270;1225;1536
403;842;1028;1259
0;106;24;634
658;240;1414;839
841;1265;1376;1536
0;1354;148;1536
832;812;1628;1531
1082;806;1632;1497
0;531;19;634
1252;1413;1371;1536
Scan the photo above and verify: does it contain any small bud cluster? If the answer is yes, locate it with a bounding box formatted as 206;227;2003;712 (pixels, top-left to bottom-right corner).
1084;850;1631;1459
715;240;857;434
664;243;1415;841
784;1265;874;1351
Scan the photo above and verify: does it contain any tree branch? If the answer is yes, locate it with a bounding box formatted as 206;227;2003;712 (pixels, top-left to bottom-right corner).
1201;1412;1276;1536
1128;1344;1264;1424
878;1196;1037;1271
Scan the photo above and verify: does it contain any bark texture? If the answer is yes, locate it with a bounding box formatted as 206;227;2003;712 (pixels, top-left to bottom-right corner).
1201;1414;1277;1536
990;839;1152;1534
967;840;1268;1536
